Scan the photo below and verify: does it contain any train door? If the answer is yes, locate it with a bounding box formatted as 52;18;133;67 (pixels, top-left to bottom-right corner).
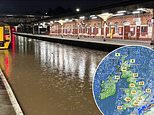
136;26;140;40
4;26;11;41
4;26;11;49
124;26;130;39
0;26;4;47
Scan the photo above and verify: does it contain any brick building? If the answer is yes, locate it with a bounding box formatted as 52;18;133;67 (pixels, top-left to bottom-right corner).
49;9;153;41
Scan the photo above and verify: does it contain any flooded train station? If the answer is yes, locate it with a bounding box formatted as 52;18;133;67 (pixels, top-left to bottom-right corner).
0;35;107;115
0;0;154;115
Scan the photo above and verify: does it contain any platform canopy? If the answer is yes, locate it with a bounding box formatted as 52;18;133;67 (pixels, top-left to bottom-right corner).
0;14;50;26
30;0;154;24
0;0;153;26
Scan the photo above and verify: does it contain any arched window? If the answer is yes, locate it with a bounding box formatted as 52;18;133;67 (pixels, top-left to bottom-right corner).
123;21;130;26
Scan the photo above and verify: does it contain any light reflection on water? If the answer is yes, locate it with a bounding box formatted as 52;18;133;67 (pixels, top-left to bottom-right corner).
0;36;108;115
33;39;104;83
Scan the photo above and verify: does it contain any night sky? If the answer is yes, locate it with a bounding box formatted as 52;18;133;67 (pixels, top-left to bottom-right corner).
0;0;111;14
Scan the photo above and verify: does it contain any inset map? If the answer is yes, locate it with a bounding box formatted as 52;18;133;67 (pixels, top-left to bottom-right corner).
93;46;154;115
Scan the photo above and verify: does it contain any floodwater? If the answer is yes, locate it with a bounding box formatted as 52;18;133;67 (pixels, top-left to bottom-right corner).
0;35;108;115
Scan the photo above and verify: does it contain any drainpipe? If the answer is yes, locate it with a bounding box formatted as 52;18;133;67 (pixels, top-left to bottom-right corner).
151;8;154;48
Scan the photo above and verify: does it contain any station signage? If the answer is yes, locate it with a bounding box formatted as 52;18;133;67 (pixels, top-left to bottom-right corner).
134;18;141;26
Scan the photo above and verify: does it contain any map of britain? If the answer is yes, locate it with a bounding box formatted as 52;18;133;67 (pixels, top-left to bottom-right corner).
93;46;154;115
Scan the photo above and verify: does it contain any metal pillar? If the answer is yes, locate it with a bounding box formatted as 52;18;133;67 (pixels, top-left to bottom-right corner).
38;24;40;34
104;22;107;41
77;20;79;39
33;25;35;34
97;13;113;41
61;25;63;38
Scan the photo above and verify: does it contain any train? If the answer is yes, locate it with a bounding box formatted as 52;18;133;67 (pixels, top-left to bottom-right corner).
0;25;12;50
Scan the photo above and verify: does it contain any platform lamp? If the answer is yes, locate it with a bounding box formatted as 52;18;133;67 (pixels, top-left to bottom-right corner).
76;8;80;12
74;19;79;39
75;8;80;39
57;20;64;37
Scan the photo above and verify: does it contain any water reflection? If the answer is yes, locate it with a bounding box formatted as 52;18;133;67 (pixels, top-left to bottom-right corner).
0;50;11;77
1;36;108;115
34;40;103;83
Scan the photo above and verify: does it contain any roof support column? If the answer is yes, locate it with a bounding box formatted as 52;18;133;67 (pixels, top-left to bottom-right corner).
38;24;40;34
57;20;65;38
98;13;113;41
32;25;35;34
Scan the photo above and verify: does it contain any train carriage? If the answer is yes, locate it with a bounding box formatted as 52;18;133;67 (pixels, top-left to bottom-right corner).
0;25;11;50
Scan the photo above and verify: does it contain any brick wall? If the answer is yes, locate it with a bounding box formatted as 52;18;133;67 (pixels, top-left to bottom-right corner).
50;12;153;41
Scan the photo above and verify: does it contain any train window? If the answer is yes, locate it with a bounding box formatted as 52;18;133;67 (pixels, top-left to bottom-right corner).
4;29;10;35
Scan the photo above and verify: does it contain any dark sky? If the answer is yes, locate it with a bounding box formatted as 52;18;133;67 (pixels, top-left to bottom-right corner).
0;0;111;14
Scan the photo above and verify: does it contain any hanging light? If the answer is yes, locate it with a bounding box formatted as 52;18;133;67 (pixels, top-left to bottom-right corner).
132;10;140;14
79;16;85;20
117;10;127;14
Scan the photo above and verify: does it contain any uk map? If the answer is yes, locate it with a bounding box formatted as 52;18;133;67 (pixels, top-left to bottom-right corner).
93;46;154;115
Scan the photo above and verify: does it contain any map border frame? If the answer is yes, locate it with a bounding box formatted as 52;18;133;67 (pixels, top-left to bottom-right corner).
92;45;154;115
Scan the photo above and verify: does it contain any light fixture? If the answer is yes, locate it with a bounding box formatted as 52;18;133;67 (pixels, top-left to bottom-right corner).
117;10;126;13
90;15;97;19
91;16;97;19
65;19;69;21
50;21;53;24
6;15;13;17
68;19;73;22
90;15;95;17
113;13;124;16
132;10;140;14
137;8;145;11
79;16;85;19
54;20;58;22
76;8;80;12
63;19;73;23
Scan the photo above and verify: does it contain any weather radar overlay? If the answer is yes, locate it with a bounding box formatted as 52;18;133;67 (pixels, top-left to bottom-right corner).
93;46;154;115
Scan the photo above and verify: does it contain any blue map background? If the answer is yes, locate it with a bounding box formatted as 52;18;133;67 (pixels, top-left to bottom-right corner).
93;46;154;115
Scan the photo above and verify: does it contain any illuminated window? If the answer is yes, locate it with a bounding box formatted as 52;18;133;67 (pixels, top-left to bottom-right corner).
141;26;148;33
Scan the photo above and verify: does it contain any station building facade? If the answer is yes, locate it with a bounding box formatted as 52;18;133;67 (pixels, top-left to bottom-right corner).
49;10;153;41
